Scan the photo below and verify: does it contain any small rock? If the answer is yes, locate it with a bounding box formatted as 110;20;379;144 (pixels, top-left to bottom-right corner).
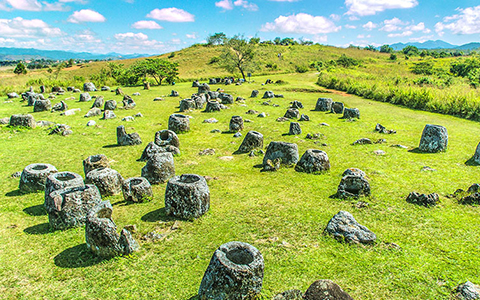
325;211;376;244
406;192;439;207
122;116;135;122
11;171;21;178
154;97;164;101
276;117;289;122
299;114;310;121
134;113;143;118
373;150;386;156
352;138;372;145
421;166;436;172
199;149;215;156
391;144;408;149
203;118;218;123
455;281;480;300
86;120;96;126
319;122;330;126
219;156;234;161
210;129;221;133
257;112;266;118
233;132;242;138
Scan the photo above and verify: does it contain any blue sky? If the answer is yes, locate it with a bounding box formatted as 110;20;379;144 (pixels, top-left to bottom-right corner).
0;0;479;54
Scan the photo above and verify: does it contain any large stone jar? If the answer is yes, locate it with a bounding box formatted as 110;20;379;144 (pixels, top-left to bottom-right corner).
165;174;210;220
198;241;264;300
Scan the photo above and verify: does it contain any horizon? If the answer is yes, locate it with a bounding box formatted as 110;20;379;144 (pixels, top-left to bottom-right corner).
0;0;479;55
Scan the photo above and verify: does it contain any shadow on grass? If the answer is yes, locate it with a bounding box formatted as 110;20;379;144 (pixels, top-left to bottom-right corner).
187;295;199;300
253;164;263;169
23;204;46;216
54;243;105;268
408;148;426;154
141;207;177;223
24;223;50;235
103;144;121;149
465;156;479;166
5;190;23;197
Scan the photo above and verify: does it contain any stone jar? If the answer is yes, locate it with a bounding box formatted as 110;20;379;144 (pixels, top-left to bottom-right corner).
263;141;299;167
155;130;180;148
315;98;333;111
44;171;84;204
295;150;331;173
165;174;210;220
168;114;190;133
418;124;448;153
237;131;263;153
229;116;244;132
45;184;101;230
85;201;139;258
122;177;153;203
198;241;264;300
19;163;58;193
85;167;123;196
83;154;110;176
141;152;175;184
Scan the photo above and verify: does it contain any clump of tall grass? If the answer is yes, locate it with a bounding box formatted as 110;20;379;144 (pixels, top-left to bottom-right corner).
317;71;480;120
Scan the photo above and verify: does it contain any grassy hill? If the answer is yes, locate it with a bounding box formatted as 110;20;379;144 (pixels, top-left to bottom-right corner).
1;44;480;299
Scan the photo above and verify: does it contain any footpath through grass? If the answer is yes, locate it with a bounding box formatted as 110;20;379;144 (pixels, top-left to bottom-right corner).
1;72;480;299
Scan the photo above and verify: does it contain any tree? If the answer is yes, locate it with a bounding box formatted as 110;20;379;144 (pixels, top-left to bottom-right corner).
54;62;65;79
207;32;227;46
364;45;377;52
380;45;393;53
249;37;260;45
403;45;419;56
130;58;179;85
273;37;281;45
13;63;27;75
66;58;75;67
220;35;257;81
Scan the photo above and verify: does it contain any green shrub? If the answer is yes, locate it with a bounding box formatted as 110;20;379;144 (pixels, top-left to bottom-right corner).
336;54;359;68
295;64;309;73
208;56;220;64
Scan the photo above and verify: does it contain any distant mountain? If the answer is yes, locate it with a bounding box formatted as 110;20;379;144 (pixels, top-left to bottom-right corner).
390;40;457;50
455;42;480;50
0;47;151;61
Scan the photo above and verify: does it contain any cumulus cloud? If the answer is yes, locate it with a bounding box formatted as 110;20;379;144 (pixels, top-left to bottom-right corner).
234;0;258;11
261;13;341;34
0;17;63;38
362;21;377;31
147;7;195;22
0;0;41;11
380;17;405;32
132;20;163;30
345;0;418;16
387;31;413;37
68;9;106;23
0;0;87;11
215;0;233;9
186;32;197;39
435;5;480;35
215;0;258;11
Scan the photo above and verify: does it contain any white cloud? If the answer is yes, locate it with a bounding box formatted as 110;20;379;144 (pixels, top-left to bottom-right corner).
268;0;299;1
380;17;405;32
42;2;68;11
357;34;371;38
407;22;424;31
147;7;195;22
0;17;63;38
330;14;341;21
132;20;163;30
1;0;42;11
115;32;148;41
68;9;106;23
435;5;480;35
234;0;258;11
215;0;233;10
409;35;434;42
261;13;341;34
345;24;356;29
388;31;413;37
186;32;197;39
215;0;258;11
345;0;418;16
362;21;377;31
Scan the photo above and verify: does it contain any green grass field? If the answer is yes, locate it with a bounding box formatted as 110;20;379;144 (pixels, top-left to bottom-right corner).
1;70;480;299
